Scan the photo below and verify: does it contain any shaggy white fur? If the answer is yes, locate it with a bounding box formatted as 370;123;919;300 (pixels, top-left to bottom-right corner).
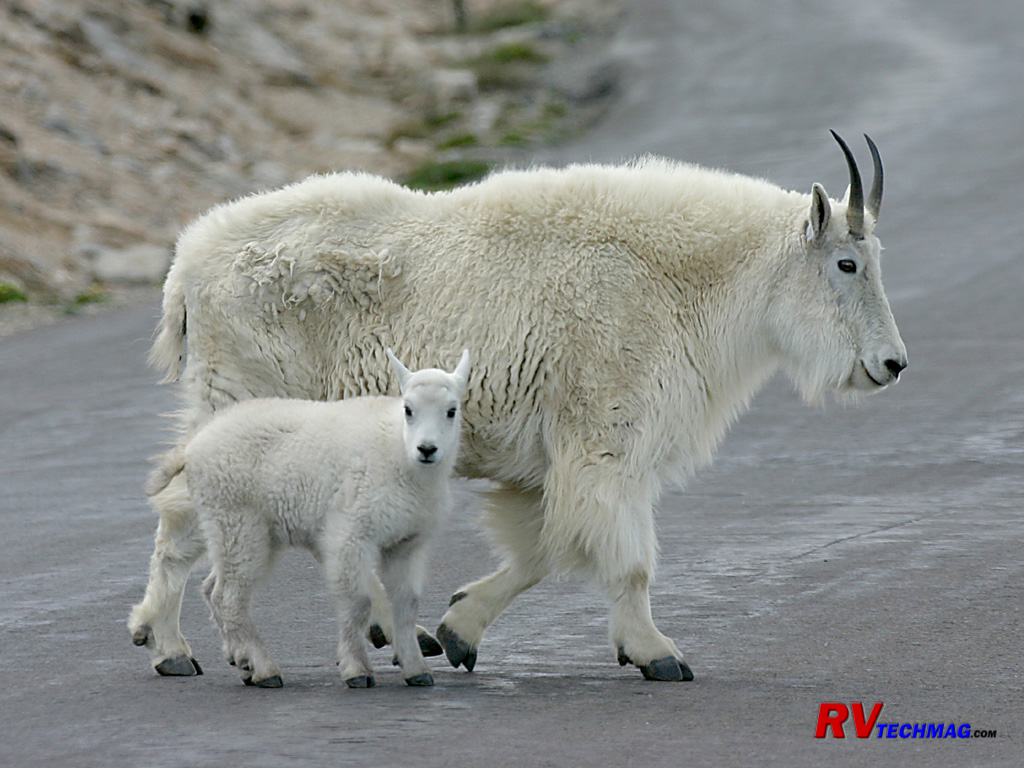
130;141;906;681
147;350;469;688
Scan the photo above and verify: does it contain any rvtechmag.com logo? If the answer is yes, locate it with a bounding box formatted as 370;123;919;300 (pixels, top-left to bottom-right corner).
815;702;999;740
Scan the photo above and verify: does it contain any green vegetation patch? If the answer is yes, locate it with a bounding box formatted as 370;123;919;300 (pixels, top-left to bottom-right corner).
74;286;110;305
0;282;28;303
386;112;467;150
403;159;492;191
426;111;463;129
471;1;549;32
470;42;549;90
61;286;111;315
499;131;529;145
484;42;549;65
436;133;479;150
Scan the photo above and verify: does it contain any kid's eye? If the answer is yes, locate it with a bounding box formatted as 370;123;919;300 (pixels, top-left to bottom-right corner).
404;405;413;418
837;259;857;274
447;408;457;419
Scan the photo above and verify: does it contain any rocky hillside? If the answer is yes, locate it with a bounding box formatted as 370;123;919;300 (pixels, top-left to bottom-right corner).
0;0;622;321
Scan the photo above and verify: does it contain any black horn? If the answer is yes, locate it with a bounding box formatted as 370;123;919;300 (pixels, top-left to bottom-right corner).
830;130;864;239
865;134;883;222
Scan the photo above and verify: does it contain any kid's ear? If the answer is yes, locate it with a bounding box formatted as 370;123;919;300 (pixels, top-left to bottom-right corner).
386;348;411;392
452;349;470;391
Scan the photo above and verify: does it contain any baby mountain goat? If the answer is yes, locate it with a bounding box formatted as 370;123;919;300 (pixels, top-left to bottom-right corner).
148;349;470;688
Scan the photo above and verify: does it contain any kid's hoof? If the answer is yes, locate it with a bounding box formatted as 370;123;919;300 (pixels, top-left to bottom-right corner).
132;625;152;647
436;623;477;672
155;655;203;677
368;626;442;656
639;656;694;682
417;630;444;657
345;675;376;689
255;675;283;688
368;624;388;649
405;672;434;687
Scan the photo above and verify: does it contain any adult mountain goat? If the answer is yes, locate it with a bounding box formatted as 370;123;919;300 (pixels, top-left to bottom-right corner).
129;132;907;682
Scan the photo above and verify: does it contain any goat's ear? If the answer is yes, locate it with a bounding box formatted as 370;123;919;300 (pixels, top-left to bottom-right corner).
386;348;411;391
807;183;831;244
452;349;470;391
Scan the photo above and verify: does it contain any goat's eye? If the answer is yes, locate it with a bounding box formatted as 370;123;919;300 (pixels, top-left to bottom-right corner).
837;259;857;274
447;408;457;419
404;405;413;419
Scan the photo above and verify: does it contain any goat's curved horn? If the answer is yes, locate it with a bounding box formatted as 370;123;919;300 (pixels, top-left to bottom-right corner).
830;130;864;239
865;134;883;222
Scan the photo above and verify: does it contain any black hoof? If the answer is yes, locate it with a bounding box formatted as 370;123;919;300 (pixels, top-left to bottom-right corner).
617;647;630;667
417;630;444;657
132;625;152;647
254;675;283;688
405;672;434;687
369;625;443;657
639;656;694;682
436;623;477;672
155;655;203;677
368;624;388;649
345;675;376;689
448;591;469;606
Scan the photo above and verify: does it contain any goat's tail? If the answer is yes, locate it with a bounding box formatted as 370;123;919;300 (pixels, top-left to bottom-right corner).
149;272;186;383
145;443;187;497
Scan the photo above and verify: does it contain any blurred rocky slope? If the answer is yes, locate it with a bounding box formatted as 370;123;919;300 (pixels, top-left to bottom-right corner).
0;0;622;323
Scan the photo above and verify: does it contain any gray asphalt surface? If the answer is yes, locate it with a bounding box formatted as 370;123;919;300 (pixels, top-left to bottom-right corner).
2;1;1022;766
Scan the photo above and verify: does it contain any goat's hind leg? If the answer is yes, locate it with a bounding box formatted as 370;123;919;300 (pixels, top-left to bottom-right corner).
367;574;443;657
127;473;205;676
607;568;693;681
206;532;283;688
572;469;693;682
201;569;224;637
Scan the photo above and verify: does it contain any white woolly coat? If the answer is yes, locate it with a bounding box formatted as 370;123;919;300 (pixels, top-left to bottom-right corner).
157;161;844;573
185;396;450;555
165;164;812;463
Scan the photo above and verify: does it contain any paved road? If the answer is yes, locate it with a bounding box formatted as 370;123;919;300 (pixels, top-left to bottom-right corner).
1;1;1021;766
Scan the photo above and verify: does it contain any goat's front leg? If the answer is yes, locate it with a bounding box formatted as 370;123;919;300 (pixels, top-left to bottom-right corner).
380;537;433;686
436;486;549;672
324;540;377;688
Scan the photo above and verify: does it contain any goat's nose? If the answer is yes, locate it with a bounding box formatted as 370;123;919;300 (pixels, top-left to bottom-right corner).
418;444;437;460
884;358;907;380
